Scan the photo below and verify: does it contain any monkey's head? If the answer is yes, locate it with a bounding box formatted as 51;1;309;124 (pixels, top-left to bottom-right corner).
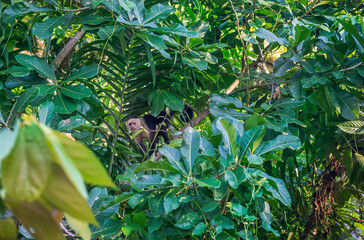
127;117;141;133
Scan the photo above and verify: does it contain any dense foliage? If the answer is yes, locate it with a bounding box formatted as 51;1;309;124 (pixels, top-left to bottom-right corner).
0;0;363;239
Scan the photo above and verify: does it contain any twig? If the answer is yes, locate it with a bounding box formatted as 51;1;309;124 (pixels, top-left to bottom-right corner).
268;83;275;104
60;222;76;237
59;6;91;12
5;100;17;128
338;62;362;72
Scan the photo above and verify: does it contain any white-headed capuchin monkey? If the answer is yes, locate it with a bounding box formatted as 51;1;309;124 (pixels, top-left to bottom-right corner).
127;105;193;156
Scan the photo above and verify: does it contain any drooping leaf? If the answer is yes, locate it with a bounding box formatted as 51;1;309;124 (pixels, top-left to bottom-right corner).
2;122;51;201
255;28;287;46
240;125;265;158
159;145;188;175
32;16;63;39
162;90;184;111
134;160;182;174
61;85;92;99
15;54;56;83
337;121;364;134
216;118;239;159
143;4;175;25
225;166;246;189
273;58;294;76
39;101;55;126
194;178;221;188
258;135;301;155
181;127;200;174
327;85;359;120
66;65;101;82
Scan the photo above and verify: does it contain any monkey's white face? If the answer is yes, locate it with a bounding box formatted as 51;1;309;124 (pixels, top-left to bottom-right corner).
127;118;141;132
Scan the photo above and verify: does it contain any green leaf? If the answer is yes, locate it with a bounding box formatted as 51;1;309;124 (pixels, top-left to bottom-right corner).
134;160;182;174
32;16;63;39
337;19;364;53
65;214;91;240
355;153;364;168
175;212;200;230
39;101;55;126
337;121;364;134
97;25;121;40
61;85;92;99
150;92;164;116
13;87;39;117
143;4;175;25
149;192;165;217
2;2;52;24
181;127;200;174
273;58;294;76
327;85;359;120
192;222;206;236
5;200;65;240
54;92;79;114
216;118;239;159
231;203;247;217
2;122;51;201
290;71;303;100
0;218;17;239
151;24;198;38
55;131;116;188
259;171;291;206
194;178;221;188
100;193;135;211
211;215;234;234
0;66;30;77
164;188;182;214
225;166;246;189
200;137;216;157
42;163;97;224
259;135;301;155
15;54;56;83
66;65;101;82
159;145;188;175
240;125;265;157
182;56;208;70
201;199;220;212
211;94;244;108
255;28;287;46
248;154;263;165
294;25;311;44
162;90;184;111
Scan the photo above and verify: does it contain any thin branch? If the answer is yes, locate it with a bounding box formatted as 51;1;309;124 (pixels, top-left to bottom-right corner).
51;27;86;71
5;100;17;128
59;6;91;12
339;62;362;72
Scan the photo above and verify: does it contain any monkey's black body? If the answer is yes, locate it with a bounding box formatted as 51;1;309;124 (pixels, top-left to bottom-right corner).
129;105;193;156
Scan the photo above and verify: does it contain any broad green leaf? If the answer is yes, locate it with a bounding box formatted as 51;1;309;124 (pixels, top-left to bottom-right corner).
194;178;221;188
355;153;364;168
0;218;17;239
136;33;170;58
200;137;216;157
175;212;200;230
150;92;164;116
136;175;163;188
213;180;227;200
159;145;188;175
225;166;246;189
231;203;247;217
162;90;184;111
294;25;311;44
290;71;303;100
97;25;122;40
211;94;244;108
90;219;122;237
32;16;63;39
209;105;251;118
61;85;92;99
41;163;97;224
128;192;150;208
99;193;134;211
149;192;165;217
5;200;64;240
248;154;263;165
327;85;359;120
13;87;39;115
240;125;265;157
15;54;56;83
259;135;301;155
201;199;220;212
265;117;287;132
66;65;101;82
164;188;182;214
143;4;175;25
55;132;116;188
2;122;51;201
54;92;79;114
152;24;198;38
0;66;30;77
134;160;181;174
255;28;287;46
337;19;364;53
259;202;273;224
182;56;207;70
39;101;55;126
40;125;87;199
273;58;294;76
88;187;108;211
337;121;364;134
211;215;234;234
57;114;85;131
181;127;200;174
192;222;206;236
216;118;239;159
2;2;52;24
259;171;291;206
